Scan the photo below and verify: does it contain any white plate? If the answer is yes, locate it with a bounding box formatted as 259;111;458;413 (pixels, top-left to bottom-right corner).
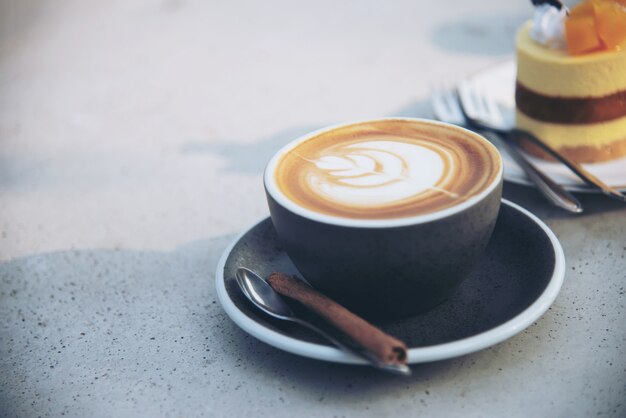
215;200;565;365
466;60;626;192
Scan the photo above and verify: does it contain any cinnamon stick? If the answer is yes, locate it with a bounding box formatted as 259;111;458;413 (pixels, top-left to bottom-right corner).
267;272;408;365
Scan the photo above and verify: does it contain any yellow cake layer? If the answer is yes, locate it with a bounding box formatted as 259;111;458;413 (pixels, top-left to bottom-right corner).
515;110;626;148
516;21;626;97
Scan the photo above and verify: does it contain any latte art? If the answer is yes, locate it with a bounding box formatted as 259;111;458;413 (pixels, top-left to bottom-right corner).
303;140;453;208
270;120;501;219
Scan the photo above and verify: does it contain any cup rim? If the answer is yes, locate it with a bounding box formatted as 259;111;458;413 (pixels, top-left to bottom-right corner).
263;117;503;228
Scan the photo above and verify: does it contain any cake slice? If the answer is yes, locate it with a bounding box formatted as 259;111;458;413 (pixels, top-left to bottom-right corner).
515;0;626;163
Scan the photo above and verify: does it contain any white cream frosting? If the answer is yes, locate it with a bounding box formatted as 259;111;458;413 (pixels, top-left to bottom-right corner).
306;141;447;207
531;3;568;50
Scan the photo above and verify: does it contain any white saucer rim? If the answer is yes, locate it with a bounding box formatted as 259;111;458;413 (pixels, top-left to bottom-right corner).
215;199;565;365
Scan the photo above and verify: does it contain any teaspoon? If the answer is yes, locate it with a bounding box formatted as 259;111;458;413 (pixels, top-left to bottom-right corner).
235;267;411;376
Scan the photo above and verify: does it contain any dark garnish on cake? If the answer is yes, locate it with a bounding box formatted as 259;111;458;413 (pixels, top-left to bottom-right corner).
531;0;564;10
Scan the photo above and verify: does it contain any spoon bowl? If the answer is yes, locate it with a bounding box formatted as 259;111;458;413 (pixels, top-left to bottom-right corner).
235;267;294;319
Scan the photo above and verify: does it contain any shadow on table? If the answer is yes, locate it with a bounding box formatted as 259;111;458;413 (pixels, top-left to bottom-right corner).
430;12;526;56
178;99;433;175
0;221;556;417
179;124;324;174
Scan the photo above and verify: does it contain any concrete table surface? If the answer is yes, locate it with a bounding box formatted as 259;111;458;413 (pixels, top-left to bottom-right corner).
1;1;624;417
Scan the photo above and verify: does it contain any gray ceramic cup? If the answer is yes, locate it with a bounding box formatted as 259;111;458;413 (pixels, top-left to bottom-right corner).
264;118;503;319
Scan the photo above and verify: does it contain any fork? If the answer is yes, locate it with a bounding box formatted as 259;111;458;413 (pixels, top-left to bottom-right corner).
457;80;626;203
431;85;583;213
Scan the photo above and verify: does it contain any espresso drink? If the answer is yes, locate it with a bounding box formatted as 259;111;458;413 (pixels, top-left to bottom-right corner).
273;119;501;219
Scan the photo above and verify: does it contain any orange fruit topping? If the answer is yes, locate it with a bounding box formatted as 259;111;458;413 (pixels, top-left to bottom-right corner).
569;1;595;18
594;1;626;49
565;0;626;54
565;15;603;54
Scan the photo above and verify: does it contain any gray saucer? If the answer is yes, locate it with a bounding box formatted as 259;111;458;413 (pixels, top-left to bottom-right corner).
215;199;565;364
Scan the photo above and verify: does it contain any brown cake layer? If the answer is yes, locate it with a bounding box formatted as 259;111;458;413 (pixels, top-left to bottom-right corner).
517;135;626;163
516;82;626;124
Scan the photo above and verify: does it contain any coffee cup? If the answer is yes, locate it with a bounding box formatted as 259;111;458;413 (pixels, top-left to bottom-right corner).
264;118;503;318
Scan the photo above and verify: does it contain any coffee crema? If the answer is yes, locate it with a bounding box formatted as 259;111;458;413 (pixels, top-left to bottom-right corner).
272;120;501;219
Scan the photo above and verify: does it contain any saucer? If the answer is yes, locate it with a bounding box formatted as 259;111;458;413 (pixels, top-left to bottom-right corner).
465;60;626;192
215;199;565;365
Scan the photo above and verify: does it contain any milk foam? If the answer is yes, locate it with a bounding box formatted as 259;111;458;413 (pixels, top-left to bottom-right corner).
271;119;501;220
304;140;447;207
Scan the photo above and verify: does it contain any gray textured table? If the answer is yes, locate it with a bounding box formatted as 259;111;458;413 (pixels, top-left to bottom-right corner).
1;1;624;417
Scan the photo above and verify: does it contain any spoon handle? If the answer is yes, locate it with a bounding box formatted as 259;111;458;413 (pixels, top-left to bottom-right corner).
290;317;411;376
485;131;583;213
267;272;409;373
